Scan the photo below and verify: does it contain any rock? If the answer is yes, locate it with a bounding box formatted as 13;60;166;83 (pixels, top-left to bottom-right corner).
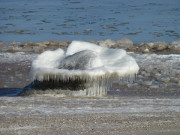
154;73;161;79
152;42;168;51
33;47;44;53
21;46;33;52
137;44;151;53
116;38;133;49
159;83;168;88
142;42;168;51
49;40;59;46
150;85;159;89
12;46;23;52
87;40;97;44
144;81;153;86
169;41;180;51
0;42;5;46
137;79;143;85
177;81;180;87
140;71;147;76
26;42;39;46
97;39;116;47
3;85;8;88
127;83;132;88
11;41;16;45
167;83;177;87
131;83;138;87
7;46;22;52
156;42;167;50
36;41;49;47
49;40;70;48
146;42;155;49
160;78;170;83
137;75;143;79
143;48;150;53
170;77;179;83
10;76;14;81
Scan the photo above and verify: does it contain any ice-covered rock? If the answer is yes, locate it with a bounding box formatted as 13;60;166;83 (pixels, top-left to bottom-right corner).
136;53;180;88
170;77;179;83
49;40;70;47
23;41;139;96
169;41;180;51
154;42;168;51
116;38;133;49
144;81;153;86
177;81;180;87
150;85;159;89
160;78;170;83
146;42;155;49
97;39;116;47
143;48;150;53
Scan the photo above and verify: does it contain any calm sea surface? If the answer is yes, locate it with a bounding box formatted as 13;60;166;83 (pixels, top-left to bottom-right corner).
0;0;180;43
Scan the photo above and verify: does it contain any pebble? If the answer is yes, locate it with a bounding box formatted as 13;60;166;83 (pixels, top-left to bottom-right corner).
150;85;159;89
10;76;14;81
170;41;180;51
3;85;8;88
143;48;150;53
116;38;133;49
97;39;116;47
146;42;155;49
0;39;180;54
160;78;170;83
154;42;168;51
144;81;153;86
170;77;179;83
177;81;180;87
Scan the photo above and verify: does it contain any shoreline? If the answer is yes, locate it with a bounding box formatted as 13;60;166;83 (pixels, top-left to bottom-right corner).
0;39;180;54
0;39;180;96
0;39;180;135
0;39;180;92
0;96;180;135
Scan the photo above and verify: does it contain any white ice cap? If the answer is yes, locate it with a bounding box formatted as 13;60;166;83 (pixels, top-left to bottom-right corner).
30;41;139;81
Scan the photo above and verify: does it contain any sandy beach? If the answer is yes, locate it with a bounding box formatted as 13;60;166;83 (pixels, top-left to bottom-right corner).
0;96;180;135
0;40;180;135
0;0;180;134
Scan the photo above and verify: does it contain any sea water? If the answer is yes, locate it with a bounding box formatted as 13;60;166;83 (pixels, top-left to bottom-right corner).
0;0;179;43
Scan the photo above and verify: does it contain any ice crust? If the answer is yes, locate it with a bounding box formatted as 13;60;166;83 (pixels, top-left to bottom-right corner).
28;41;139;96
31;41;139;81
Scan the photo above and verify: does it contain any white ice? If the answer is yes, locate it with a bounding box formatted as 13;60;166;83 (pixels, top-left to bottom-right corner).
30;41;139;82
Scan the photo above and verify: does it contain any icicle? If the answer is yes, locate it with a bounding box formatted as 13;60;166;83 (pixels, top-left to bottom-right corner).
24;41;139;97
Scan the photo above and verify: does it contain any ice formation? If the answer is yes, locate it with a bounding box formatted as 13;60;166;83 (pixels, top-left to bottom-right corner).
26;41;139;96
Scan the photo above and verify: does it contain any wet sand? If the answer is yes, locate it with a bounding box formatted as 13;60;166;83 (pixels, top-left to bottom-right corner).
0;97;180;135
0;43;180;134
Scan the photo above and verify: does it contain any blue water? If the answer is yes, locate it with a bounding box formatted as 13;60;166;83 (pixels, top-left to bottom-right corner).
0;0;180;43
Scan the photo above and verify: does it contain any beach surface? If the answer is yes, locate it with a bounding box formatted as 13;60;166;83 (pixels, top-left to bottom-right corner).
0;40;180;134
1;0;180;134
1;96;180;135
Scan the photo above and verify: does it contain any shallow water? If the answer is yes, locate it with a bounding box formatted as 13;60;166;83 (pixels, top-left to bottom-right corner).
0;88;22;97
0;0;180;43
1;87;180;98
